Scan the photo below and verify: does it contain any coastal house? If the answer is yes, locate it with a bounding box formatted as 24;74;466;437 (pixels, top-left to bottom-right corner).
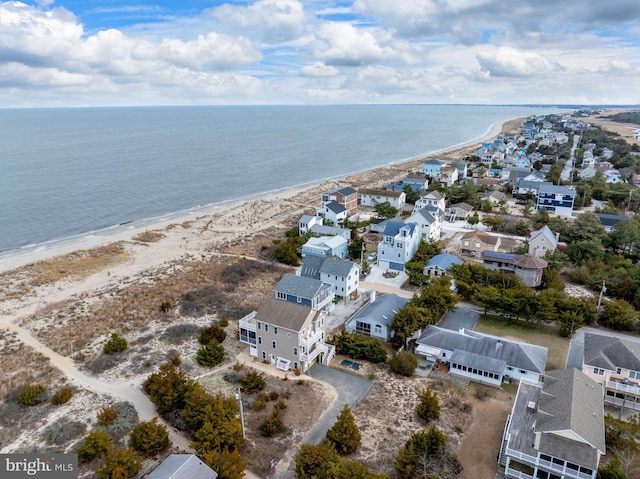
499;368;605;479
422;159;446;178
377;221;420;272
414;190;446;212
458;230;501;258
238;298;335;372
451;161;468;183
301;235;348;259
446;202;474;221
479;191;506;206
514;180;552;196
474;177;500;189
536;184;576;217
300;256;360;300
321;187;358;215
582;332;640;412
595;213;629;232
528;225;558;257
423;253;463;278
481;251;548;287
438;166;458;187
274;273;334;312
308;224;351;241
415;325;548;386
344;292;410;341
316;200;348;225
358;188;406;209
387;173;428;193
405;206;443;242
579;166;597;180
298;214;320;235
147;454;218;479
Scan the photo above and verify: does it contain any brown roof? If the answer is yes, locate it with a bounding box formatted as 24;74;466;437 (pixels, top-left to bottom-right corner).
358;188;404;197
460;230;500;246
514;253;548;269
451;202;474;212
255;298;319;332
476;178;499;186
422;190;444;199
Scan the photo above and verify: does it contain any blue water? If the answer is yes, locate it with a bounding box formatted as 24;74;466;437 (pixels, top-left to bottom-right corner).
0;105;561;255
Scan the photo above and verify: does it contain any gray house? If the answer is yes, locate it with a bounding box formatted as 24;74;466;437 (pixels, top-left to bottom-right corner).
274;274;334;312
147;454;217;479
345;292;410;341
500;368;605;479
299;256;360;300
415;325;548;386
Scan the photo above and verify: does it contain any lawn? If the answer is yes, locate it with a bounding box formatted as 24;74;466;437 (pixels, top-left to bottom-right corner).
474;314;569;370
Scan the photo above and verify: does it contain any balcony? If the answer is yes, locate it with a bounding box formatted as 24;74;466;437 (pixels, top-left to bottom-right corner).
239;311;257;332
606;379;640;397
604;395;640;411
537;458;594;479
299;328;324;350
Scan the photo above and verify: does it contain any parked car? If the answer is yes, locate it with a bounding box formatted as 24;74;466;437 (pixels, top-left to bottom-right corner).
358;227;367;233
367;252;377;261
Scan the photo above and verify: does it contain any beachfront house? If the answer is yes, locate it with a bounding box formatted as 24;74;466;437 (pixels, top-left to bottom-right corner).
308;224;351;241
528;225;558;257
358;188;406;209
451;161;468;183
298;214;320;235
301;235;348;259
499;368;605;479
344;292;410;341
317;200;348;226
413;190;446;212
376;221;420;272
238;298;335;372
422;159;445;178
300;256;360;300
423;253;463;278
415;325;548;387
405;206;443;241
321;187;358;216
481;252;548;287
536;184;576;217
582;332;640;412
274;273;334;312
387;173;429;193
438;166;458;187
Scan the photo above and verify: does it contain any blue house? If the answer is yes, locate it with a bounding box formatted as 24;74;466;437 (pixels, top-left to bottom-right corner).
302;235;348;259
377;221;420;271
422;159;445;178
274;274;334;312
536;184;576;217
345;293;410;341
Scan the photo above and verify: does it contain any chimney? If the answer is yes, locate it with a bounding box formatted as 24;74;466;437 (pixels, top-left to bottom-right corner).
458;328;465;335
555;232;560;242
370;290;376;303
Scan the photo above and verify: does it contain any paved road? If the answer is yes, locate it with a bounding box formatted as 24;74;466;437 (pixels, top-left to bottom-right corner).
439;306;480;331
273;365;373;478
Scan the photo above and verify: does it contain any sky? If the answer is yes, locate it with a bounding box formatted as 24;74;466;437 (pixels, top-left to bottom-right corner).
1;0;640;107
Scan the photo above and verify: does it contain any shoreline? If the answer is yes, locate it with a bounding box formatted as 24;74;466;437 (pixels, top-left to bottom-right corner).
0;117;509;273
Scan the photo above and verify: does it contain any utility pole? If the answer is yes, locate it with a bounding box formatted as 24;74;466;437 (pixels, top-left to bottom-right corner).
597;281;606;310
235;386;245;438
628;189;633;212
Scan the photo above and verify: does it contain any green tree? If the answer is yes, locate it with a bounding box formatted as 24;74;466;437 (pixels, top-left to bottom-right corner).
202;447;247;479
192;417;244;455
240;370;266;393
17;383;47;407
274;239;300;266
413;276;458;319
129;418;169;457
295;442;340;478
415;387;440;422
558;311;584;338
96;447;142;479
374;201;398;219
326;404;361;455
51;386;73;405
390;303;434;349
395;426;460;479
598;456;630;479
403;184;421;203
600;299;639;331
467;212;480;225
143;363;195;417
405;261;429;286
199;324;227;345
196;340;225;366
361;259;371;275
103;332;128;354
389;350;419;377
77;429;112;463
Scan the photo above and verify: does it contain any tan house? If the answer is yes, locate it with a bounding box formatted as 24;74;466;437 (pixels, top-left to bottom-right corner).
458;230;501;258
446;202;474;221
528;225;558;258
583;332;640;412
438;166;459;187
481;252;548;287
239;298;335;372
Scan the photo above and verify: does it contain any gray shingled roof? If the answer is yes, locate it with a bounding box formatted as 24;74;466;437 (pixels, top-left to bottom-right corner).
275;273;327;299
538;184;576;196
148;454;218;479
319;257;357;277
536;368;605;467
325;200;347;214
583;333;640;371
349;293;410;327
450;350;506;374
256;297;319;331
416;325;547;373
310;224;350;237
300;256;325;280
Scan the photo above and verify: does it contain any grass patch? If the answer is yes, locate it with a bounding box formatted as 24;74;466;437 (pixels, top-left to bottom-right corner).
474;314;569;370
133;230;166;243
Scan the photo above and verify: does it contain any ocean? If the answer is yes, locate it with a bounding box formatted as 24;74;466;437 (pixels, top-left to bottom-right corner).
0;105;561;255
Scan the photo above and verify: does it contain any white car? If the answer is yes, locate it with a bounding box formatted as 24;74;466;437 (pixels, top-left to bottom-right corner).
367;252;377;261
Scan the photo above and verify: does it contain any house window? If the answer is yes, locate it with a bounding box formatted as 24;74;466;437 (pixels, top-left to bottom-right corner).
616;367;622;375
374;325;382;334
265;324;269;332
297;297;302;303
274;327;278;335
629;370;640;379
519;370;526;374
258;337;262;344
262;352;266;360
464;241;469;246
257;322;261;330
593;367;605;376
272;341;276;349
276;291;286;300
293;347;298;356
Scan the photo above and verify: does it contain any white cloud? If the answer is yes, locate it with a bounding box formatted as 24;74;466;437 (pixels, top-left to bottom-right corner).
476;46;563;77
301;63;339;77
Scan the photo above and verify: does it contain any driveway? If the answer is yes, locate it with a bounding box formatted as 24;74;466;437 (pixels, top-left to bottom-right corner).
438;305;480;331
272;365;373;478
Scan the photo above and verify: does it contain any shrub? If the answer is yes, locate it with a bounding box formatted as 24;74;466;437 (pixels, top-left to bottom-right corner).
129;418;169;457
159;300;173;313
103;332;128;354
332;331;387;363
416;387;441;422
223;371;243;384
87;354;119;374
51;386;73;405
202;447;246;479
389;351;418;377
268;390;279;401
325;404;361;455
219;316;230;328
474;386;491;401
196;340;225;366
275;399;287;411
97;407;118;426
254;399;267;411
77;429;112;463
96;447;142;479
294;368;302;376
104;402;139;438
259;412;286;437
161;323;200;344
169;352;182;366
41;417;86;445
144;364;195;417
240;371;266;393
198;324;227;345
17;384;47;407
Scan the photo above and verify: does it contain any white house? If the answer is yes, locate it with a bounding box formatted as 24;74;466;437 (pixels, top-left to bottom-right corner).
406;206;443;241
358;188;406;209
413;190;446;212
317;257;360;300
316;200;348;225
377;221;420;271
298;214;320;235
438;166;459;187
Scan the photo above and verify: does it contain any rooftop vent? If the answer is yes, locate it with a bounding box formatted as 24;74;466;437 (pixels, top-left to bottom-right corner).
527;401;536;411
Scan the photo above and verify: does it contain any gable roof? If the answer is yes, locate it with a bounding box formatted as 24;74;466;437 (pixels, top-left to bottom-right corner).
275;273;328;299
529;225;558;247
421;190;444;200
538;184;576;196
309;224;350;237
416;325;547;374
536;368;605;464
256;297;320;331
424;159;445;166
325;186;357;196
595;213;629;228
450;202;474;212
410;208;437;224
383;221;416;237
148;454;217;479
319;257;359;277
426;253;463;270
513;253;548;269
350;293;410;327
583;332;640;371
359;188;404;198
324;200;347;214
460;230;500;246
300;255;326;279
